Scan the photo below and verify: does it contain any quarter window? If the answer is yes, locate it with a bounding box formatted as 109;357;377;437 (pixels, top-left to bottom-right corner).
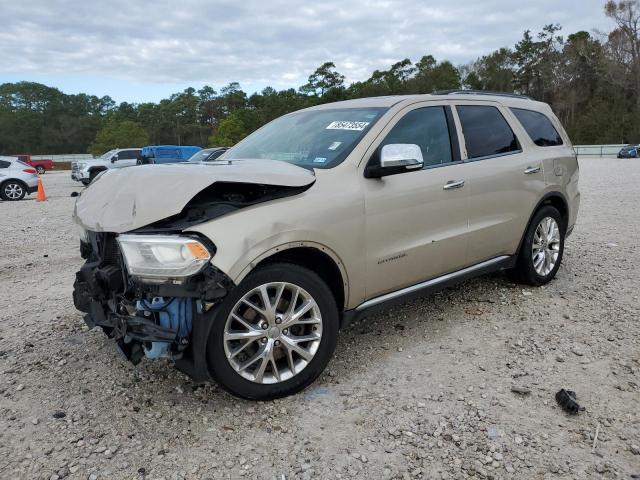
380;106;453;168
0;160;10;168
456;105;520;159
511;108;563;146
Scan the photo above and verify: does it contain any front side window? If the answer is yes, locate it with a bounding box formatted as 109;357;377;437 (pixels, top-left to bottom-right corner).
118;150;137;160
378;106;453;168
511;108;563;147
223;108;387;169
456;105;520;159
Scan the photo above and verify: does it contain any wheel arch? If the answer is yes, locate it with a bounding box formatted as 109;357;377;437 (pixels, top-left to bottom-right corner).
1;178;28;197
237;243;348;311
516;191;569;257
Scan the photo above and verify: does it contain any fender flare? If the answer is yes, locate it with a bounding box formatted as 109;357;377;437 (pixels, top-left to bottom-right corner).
88;166;107;174
234;240;350;306
514;191;569;258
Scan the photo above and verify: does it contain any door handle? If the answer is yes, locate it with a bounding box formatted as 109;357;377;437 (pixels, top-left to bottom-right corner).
524;166;541;174
443;179;465;190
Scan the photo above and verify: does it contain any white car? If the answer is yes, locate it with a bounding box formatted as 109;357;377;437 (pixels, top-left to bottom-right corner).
71;148;141;185
0;156;39;201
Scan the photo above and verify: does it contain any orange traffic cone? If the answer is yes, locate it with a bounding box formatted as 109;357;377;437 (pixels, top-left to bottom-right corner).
36;175;47;202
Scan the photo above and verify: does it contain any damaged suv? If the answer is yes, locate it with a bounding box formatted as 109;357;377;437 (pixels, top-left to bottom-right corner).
73;92;580;400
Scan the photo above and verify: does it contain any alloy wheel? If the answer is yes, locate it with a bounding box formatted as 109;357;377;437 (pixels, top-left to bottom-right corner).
532;216;561;276
223;282;323;384
4;183;24;200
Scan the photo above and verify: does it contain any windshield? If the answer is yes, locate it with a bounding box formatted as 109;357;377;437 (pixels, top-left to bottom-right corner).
99;149;117;159
188;149;215;162
223;107;387;169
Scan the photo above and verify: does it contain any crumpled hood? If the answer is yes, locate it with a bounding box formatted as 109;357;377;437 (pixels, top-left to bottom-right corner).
73;160;315;233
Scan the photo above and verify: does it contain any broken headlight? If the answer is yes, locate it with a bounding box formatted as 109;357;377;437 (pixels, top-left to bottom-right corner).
117;235;211;281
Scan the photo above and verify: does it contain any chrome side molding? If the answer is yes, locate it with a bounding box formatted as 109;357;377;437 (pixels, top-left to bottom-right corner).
355;256;511;312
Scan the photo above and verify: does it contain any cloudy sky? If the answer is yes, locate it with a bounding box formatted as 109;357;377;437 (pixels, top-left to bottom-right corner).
1;0;613;103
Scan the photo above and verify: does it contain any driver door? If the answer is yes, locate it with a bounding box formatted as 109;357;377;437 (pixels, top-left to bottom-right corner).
361;104;471;299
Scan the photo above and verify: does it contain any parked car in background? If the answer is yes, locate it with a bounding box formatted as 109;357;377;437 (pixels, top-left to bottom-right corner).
71;148;142;185
136;145;202;165
617;145;638;158
72;92;579;400
0;156;39;201
14;154;54;174
187;147;229;162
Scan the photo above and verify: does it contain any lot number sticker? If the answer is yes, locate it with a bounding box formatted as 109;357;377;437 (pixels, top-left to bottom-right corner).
326;121;370;131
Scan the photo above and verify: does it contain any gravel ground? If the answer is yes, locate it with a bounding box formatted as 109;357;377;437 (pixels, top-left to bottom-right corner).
0;159;638;480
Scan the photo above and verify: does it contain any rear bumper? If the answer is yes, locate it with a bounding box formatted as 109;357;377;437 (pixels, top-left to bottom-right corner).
25;177;39;194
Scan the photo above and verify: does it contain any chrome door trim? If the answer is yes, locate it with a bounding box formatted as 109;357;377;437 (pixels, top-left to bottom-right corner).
443;179;465;190
355;256;510;311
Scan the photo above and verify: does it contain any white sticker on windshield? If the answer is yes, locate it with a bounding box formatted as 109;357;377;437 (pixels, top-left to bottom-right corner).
328;141;342;150
326;121;369;131
313;157;327;163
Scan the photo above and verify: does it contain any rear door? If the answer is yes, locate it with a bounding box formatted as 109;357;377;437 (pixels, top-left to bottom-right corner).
114;149;140;168
361;102;471;298
454;102;545;263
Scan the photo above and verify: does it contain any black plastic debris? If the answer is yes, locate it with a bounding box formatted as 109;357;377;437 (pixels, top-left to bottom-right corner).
555;389;585;414
70;191;79;197
52;410;66;419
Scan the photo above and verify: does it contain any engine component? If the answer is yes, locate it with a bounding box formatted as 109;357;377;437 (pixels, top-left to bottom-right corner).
137;297;193;359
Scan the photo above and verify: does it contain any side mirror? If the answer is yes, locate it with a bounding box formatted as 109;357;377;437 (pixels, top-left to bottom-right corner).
380;144;423;169
111;155;118;163
365;144;424;178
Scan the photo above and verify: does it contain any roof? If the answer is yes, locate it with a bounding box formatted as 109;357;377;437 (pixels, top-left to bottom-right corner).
308;92;543;111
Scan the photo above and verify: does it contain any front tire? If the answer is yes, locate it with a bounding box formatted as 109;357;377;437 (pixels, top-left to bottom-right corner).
509;205;565;286
207;263;339;400
88;169;102;183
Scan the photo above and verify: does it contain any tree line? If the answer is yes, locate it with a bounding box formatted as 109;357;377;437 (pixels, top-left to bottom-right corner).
0;0;638;156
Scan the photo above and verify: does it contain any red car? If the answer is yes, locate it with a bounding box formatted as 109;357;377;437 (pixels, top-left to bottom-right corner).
14;154;54;174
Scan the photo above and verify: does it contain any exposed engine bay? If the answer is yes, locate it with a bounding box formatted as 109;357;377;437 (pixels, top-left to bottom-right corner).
136;181;311;232
72;180;310;380
72;230;232;380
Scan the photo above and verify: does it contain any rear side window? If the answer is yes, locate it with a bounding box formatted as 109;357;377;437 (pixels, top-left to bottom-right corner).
0;160;10;168
511;108;563;146
456;105;520;159
380;106;454;168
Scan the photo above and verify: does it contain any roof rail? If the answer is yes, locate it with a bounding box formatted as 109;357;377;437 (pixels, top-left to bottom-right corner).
432;89;532;100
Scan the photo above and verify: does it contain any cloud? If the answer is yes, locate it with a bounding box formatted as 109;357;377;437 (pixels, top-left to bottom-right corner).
0;0;613;91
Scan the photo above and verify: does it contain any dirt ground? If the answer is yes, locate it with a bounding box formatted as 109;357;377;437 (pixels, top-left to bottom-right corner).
0;158;638;480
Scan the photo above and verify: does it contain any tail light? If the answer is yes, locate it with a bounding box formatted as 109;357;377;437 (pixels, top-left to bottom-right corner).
23;168;37;174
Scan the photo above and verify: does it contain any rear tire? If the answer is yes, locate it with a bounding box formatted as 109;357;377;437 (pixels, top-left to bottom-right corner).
1;181;27;201
207;263;339;400
509;205;565;286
